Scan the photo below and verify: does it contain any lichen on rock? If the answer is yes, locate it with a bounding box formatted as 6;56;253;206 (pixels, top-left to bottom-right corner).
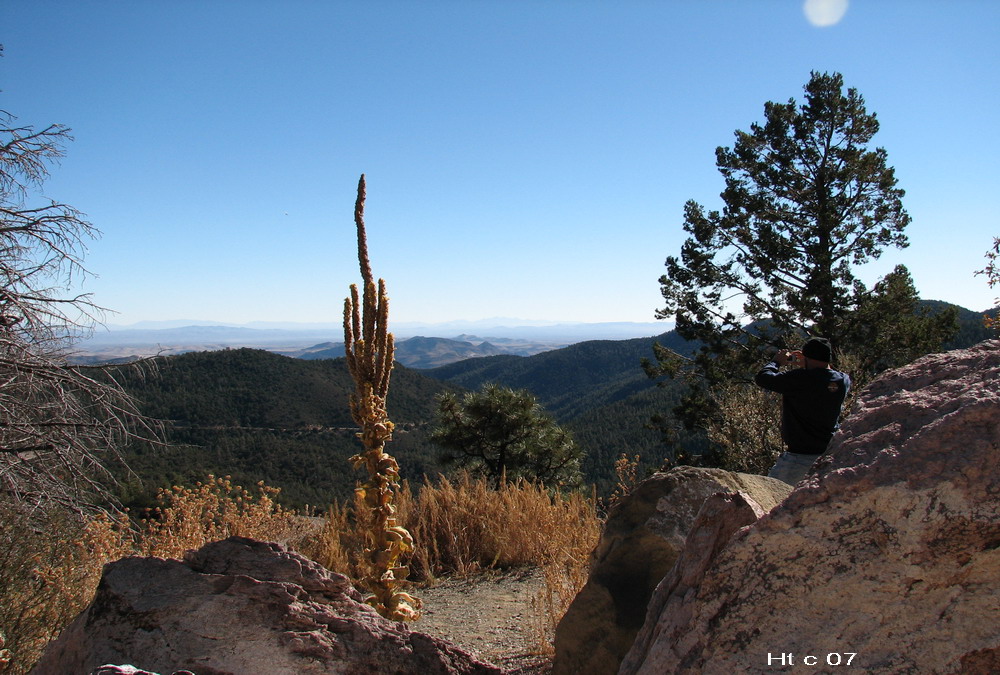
621;340;1000;675
30;537;501;675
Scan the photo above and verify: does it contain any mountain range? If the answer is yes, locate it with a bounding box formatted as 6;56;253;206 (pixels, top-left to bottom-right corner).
107;329;696;508
105;300;995;509
73;320;671;367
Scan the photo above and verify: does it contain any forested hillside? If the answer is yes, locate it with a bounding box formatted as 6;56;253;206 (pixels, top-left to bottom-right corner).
423;331;702;492
111;334;699;506
112;349;459;509
920;300;996;349
425;331;694;420
110;302;992;508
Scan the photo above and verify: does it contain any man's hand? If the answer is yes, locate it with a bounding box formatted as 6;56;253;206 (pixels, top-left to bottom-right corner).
775;350;804;368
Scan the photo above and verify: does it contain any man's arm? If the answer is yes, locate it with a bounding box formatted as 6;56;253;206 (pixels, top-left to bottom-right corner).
754;350;800;393
755;361;786;392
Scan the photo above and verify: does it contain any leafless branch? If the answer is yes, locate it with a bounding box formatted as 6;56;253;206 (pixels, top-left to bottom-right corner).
0;110;162;509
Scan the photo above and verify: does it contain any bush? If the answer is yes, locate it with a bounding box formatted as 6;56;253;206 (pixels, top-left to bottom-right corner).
137;475;302;559
2;473;603;671
0;501;130;675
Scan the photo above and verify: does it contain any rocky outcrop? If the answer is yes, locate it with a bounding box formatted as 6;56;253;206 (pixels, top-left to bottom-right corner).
552;467;792;675
90;667;190;675
32;537;502;675
621;340;1000;675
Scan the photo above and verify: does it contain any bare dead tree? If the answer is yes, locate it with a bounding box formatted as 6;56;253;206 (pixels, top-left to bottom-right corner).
0;108;159;510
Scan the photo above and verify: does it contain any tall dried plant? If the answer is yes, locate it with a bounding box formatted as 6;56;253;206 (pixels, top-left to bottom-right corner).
342;175;420;621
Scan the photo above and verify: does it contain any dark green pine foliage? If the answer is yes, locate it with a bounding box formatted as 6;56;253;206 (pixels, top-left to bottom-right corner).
426;331;705;492
430;384;584;489
650;71;956;429
110;348;457;509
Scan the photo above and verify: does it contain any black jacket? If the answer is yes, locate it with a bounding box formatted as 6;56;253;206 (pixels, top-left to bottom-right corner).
755;362;851;455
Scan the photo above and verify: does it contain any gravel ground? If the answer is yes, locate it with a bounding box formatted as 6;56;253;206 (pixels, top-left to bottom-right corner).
413;567;554;674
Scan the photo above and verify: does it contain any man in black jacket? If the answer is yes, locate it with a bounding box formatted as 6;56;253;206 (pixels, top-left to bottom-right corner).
755;337;851;485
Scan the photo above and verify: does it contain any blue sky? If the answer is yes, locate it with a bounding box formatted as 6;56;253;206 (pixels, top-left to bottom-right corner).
3;0;998;327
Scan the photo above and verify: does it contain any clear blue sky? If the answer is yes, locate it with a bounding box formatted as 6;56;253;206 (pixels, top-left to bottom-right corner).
4;0;998;326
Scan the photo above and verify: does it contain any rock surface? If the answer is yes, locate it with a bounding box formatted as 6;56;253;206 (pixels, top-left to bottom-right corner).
552;467;791;675
89;668;172;675
620;340;1000;675
32;537;503;675
90;667;193;675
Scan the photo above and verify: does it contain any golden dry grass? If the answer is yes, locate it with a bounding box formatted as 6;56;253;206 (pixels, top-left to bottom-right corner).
0;472;602;672
302;472;601;654
0;476;300;674
305;473;600;584
136;475;302;559
0;504;130;675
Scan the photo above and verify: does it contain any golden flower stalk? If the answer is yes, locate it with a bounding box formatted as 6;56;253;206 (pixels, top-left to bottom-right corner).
343;174;420;621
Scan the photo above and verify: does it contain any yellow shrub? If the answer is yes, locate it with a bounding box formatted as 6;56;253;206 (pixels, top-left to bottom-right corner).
0;503;130;675
138;475;299;559
303;472;602;651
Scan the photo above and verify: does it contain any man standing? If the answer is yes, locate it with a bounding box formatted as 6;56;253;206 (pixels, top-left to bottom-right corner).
755;337;851;485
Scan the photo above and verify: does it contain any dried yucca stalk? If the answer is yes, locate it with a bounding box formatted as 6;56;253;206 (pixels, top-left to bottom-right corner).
343;174;420;621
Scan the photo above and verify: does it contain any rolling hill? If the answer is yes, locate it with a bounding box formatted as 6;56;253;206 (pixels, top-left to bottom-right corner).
111;348;460;509
294;336;517;368
422;331;693;421
108;300;993;507
110;332;694;507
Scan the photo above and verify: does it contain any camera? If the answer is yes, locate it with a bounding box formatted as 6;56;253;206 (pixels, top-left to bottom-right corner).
780;350;802;366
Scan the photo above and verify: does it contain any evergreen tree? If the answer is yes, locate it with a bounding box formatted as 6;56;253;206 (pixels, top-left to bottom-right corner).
648;71;955;436
431;384;582;488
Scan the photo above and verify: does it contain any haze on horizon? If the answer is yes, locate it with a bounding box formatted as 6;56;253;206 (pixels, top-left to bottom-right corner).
4;1;997;327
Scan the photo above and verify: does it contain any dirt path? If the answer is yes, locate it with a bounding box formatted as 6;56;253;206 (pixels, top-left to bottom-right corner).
413;567;554;673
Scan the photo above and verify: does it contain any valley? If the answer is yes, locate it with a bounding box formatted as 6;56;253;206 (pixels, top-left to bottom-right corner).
104;301;994;511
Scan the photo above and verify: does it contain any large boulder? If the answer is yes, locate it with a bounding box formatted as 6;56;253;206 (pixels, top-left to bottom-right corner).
31;537;502;675
552;467;791;675
621;340;1000;674
89;668;189;675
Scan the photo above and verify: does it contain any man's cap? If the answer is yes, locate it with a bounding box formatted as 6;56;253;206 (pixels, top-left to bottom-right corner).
802;337;833;363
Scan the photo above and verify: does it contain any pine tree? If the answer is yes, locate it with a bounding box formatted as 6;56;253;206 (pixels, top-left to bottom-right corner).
648;71;955;437
431;384;583;488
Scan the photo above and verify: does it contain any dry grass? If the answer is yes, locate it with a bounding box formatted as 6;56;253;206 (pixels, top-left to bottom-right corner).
1;472;602;672
0;503;130;675
137;475;302;559
306;473;600;582
303;472;601;654
0;476;302;674
607;452;642;510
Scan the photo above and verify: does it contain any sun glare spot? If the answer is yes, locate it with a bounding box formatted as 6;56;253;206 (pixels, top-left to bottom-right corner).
804;0;849;27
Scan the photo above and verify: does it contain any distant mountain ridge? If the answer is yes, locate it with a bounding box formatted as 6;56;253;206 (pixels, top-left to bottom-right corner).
74;320;670;367
106;299;994;507
293;337;515;369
